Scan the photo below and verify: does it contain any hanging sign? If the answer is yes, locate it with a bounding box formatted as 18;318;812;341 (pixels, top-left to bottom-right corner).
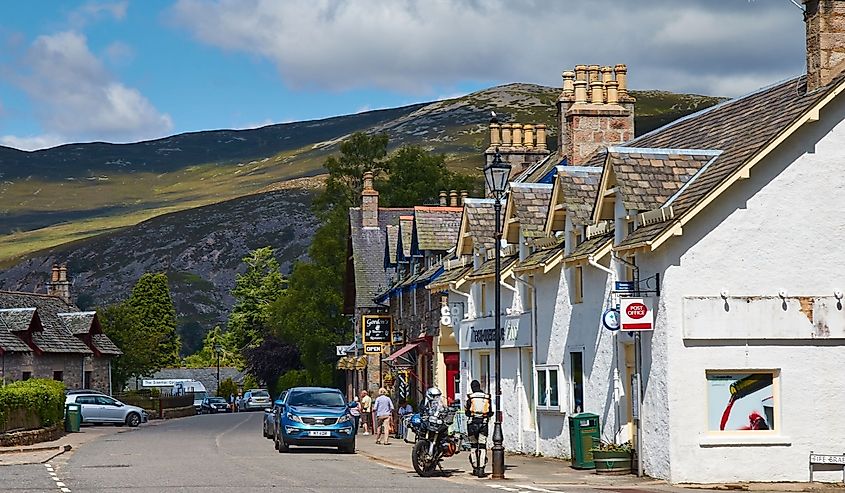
602;308;620;331
364;344;383;354
620;298;654;331
615;281;636;294
362;315;392;344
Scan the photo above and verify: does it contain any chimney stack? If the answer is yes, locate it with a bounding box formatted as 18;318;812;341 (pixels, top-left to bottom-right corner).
449;190;458;207
47;262;71;303
804;0;845;92
361;171;379;228
557;63;635;165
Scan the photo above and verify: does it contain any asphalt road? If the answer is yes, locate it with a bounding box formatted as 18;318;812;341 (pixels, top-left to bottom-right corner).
28;412;503;493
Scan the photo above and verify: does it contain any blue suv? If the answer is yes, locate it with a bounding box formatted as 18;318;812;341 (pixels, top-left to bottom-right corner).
273;387;356;454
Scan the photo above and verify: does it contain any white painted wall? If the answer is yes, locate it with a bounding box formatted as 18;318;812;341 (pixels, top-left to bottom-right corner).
636;94;845;483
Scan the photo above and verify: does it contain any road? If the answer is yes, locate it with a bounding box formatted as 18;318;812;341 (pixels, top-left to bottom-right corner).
7;412;515;493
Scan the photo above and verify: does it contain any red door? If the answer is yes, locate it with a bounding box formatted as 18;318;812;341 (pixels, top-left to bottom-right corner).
444;352;460;403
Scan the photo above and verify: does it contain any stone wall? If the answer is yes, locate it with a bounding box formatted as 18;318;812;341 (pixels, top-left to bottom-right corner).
0;425;64;447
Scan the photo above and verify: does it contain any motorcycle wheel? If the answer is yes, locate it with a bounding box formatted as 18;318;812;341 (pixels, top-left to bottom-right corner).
412;440;437;477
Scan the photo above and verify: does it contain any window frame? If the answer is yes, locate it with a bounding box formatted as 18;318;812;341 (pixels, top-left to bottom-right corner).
573;266;584;304
569;350;585;414
535;364;564;413
704;369;780;436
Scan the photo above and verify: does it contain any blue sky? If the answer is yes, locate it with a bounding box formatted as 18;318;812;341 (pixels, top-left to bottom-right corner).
0;1;807;150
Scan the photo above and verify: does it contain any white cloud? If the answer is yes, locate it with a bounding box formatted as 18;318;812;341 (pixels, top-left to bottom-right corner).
2;31;171;150
0;134;67;151
69;1;129;28
169;0;806;97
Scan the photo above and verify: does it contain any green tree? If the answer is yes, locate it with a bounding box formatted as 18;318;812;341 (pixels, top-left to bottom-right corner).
377;145;480;207
101;272;181;391
228;247;286;350
313;132;389;215
182;326;241;369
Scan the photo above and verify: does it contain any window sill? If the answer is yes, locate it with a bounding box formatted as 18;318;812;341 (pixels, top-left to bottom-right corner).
536;407;565;415
698;434;792;447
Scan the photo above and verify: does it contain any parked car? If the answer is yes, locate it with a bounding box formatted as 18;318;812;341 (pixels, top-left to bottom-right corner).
240;389;272;411
65;389;106;395
65;393;148;427
263;391;287;439
272;387;356;453
200;396;230;414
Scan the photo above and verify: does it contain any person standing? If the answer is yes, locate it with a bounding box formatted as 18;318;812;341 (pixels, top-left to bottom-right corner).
396;398;413;439
360;390;373;436
465;380;493;477
373;388;394;445
350;396;362;434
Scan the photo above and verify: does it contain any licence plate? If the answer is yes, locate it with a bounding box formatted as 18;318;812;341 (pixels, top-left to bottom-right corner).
308;430;331;437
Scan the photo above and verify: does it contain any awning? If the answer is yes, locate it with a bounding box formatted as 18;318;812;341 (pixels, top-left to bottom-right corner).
383;342;421;363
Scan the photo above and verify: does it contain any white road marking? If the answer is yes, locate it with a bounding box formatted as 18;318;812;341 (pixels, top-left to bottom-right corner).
56;482;66;487
46;462;71;492
61;489;71;493
489;485;565;493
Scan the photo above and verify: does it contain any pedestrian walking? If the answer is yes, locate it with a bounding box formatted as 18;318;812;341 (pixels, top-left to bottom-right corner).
229;393;235;413
350;396;362;434
396;398;413;439
373;387;394;445
360;390;372;435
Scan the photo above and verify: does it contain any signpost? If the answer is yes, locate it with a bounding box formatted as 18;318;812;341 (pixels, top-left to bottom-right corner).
810;453;845;482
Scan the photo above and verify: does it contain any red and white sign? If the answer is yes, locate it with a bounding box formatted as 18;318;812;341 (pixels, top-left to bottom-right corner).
620;298;654;331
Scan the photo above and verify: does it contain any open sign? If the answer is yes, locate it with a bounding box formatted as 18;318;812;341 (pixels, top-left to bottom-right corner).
621;298;653;331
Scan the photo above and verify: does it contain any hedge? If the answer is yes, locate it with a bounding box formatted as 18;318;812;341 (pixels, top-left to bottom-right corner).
0;379;66;432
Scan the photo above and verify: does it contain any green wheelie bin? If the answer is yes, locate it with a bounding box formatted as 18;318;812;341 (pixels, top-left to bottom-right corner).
64;403;82;432
568;412;600;469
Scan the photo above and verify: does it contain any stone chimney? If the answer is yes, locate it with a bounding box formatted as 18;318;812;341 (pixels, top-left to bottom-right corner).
47;263;71;303
361;171;379;228
557;63;635;165
484;113;550;179
804;0;845;92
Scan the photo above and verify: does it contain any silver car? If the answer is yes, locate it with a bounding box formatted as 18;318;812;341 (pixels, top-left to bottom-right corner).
65;394;148;427
241;389;272;411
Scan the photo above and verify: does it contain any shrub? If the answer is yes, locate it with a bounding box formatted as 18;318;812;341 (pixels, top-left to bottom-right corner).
217;378;238;398
274;370;309;394
0;379;66;431
592;440;633;453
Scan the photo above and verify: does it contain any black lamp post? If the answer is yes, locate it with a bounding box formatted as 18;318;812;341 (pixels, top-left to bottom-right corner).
213;343;222;394
483;148;511;480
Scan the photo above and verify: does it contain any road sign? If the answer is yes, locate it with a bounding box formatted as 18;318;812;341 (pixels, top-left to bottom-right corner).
615;281;636;293
620;298;653;331
602;308;620;331
364;344;383;354
362;315;392;344
336;343;355;356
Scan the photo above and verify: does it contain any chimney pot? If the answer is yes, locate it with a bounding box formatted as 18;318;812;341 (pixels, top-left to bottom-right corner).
601;66;614;83
51;264;60;282
361;170;379;228
501;123;513;146
460;190;468;205
606;80;619;104
511;123;523;147
573;80;588;104
489;122;501;147
439;191;448;206
574;65;588;81
588;65;601;83
562;71;576;98
449;190;458;207
523;124;534;148
535;124;547;150
363;171;374;191
615;64;629;99
590;80;605;104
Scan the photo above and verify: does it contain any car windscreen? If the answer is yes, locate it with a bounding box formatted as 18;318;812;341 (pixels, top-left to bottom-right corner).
208;397;226;403
288;390;345;408
251;391;270;398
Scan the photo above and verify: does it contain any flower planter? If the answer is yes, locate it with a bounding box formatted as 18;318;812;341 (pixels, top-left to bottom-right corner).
592;449;633;475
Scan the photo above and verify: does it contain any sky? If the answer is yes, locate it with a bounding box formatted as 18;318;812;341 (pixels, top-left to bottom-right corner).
0;0;809;151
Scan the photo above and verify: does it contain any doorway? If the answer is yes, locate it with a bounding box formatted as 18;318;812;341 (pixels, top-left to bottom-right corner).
444;352;459;403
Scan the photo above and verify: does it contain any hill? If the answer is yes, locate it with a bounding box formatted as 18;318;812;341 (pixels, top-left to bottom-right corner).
0;84;724;264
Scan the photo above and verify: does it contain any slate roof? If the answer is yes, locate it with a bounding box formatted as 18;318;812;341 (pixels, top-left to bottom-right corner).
557;166;603;226
0;292;92;354
606;147;718;212
385;225;399;265
614;74;840;249
0;309;33;352
506;183;553;241
399;215;414;259
466;255;519;280
515;238;565;273
462;198;506;253
514;152;563;184
349;208;413;309
57;312;96;335
426;263;472;292
565;231;615;263
91;334;123;355
413;207;462;252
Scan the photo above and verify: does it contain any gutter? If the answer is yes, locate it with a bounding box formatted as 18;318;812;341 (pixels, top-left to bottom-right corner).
588;255;615;276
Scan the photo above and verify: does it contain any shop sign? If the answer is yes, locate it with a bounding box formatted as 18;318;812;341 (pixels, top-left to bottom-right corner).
602;308;620;331
362;315;392;344
459;312;532;350
615;281;636;294
364;344;383;354
336;343;355;356
809;454;845;481
620;298;653;331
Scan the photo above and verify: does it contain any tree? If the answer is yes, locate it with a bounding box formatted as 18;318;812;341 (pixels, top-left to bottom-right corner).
182;326;241;369
243;336;300;387
377;145;480;207
313;132;389;215
101;272;181;391
228;247;286;351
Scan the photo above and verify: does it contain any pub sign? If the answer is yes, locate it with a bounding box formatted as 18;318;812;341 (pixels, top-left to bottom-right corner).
362;315;393;344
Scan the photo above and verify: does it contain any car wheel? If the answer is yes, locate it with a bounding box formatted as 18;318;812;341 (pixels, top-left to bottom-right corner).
276;434;288;453
339;440;356;454
125;412;141;427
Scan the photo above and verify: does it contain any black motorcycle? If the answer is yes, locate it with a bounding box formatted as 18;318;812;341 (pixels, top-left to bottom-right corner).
407;406;464;477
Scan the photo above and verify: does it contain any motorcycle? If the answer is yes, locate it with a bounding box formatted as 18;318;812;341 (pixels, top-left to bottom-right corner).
406;405;464;477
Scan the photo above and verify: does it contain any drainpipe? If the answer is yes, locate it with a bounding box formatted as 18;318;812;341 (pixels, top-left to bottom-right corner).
588;255;615;276
501;271;524;451
108;359;112;396
512;274;540;456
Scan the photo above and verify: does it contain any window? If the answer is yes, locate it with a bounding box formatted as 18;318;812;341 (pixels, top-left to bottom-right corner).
76;396;96;405
479;353;491;393
536;365;562;412
480;283;488;315
570;351;584;413
96;396;117;406
53;371;63;382
21;371;31;381
84;371;92;389
706;371;778;432
572;266;584;304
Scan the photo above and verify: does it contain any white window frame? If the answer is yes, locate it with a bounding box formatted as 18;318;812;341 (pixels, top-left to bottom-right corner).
704;369;781;436
535;364;563;413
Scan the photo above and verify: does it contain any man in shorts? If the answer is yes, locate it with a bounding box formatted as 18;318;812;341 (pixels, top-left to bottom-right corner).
360;390;372;435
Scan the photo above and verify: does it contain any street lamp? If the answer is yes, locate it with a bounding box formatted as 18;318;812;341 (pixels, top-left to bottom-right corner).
213;343;222;394
483;148;511;480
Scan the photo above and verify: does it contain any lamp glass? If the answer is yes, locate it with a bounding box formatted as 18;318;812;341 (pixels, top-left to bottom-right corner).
484;150;511;196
